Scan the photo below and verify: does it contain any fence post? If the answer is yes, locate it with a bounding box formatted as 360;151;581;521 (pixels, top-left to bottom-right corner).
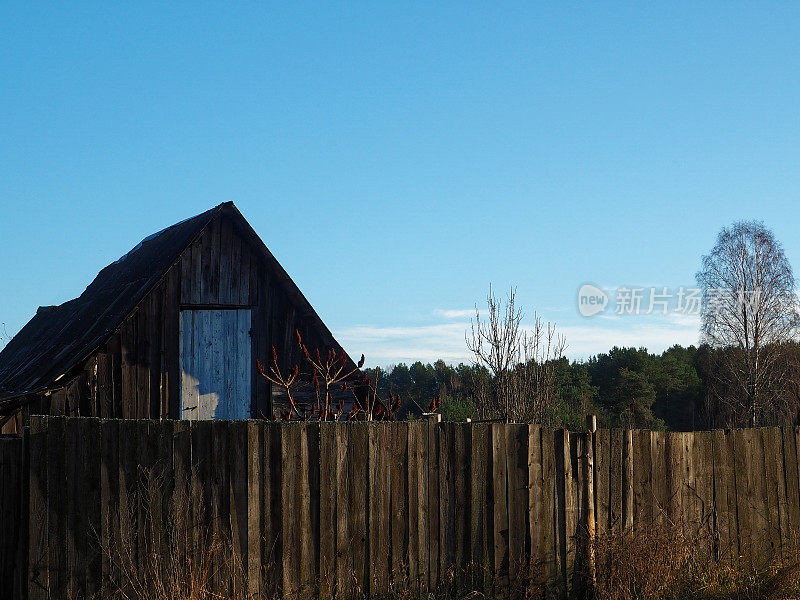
623;429;634;531
583;415;597;599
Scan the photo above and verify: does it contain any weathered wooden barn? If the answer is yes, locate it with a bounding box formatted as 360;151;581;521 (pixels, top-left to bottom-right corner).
0;202;356;434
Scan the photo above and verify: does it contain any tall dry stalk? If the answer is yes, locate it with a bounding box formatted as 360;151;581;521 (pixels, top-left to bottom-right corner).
94;464;265;600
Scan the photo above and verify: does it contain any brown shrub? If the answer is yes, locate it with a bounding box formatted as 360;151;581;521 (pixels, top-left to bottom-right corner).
591;522;800;600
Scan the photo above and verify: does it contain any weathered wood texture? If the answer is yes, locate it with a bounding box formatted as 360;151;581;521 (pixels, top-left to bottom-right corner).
179;308;252;419
19;418;800;600
20;212;347;428
0;436;25;598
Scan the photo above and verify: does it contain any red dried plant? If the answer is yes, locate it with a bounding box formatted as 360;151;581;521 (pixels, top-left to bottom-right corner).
296;329;364;422
349;367;402;422
256;345;301;420
257;330;411;422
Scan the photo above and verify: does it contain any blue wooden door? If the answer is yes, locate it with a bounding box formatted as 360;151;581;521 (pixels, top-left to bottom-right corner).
179;309;252;420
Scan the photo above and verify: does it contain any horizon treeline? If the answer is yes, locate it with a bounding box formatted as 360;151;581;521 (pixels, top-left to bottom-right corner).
365;342;800;431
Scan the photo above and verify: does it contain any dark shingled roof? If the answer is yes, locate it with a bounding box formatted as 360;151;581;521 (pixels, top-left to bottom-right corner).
0;204;221;399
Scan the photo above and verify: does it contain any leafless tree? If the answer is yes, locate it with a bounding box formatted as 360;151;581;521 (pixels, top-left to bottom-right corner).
697;221;800;427
466;285;566;423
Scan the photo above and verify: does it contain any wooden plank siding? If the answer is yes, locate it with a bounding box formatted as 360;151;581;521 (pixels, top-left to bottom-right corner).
20;211;351;425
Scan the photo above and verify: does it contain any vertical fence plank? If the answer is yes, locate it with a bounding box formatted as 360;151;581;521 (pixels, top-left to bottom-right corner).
608;429;623;531
335;424;353;599
46;416;66;600
439;422;455;580
750;427;769;567
682;432;697;538
300;423;320;599
711;429;736;562
172;421;192;578
391;421;409;588
563;430;578;597
761;428;783;561
506;424;528;593
594;428;610;534
100;419;120;596
369;423;391;595
319;423;337;599
793;427;800;557
664;432;684;533
281;424;301;599
425;420;435;592
1;436;24;599
622;430;634;532
492;423;509;592
649;431;666;528
694;432;715;560
152;420;171;591
775;429;789;561
749;427;769;567
413;420;431;593
540;428;558;597
262;423;282;597
229;421;249;595
584;423;597;599
368;423;382;596
782;428;800;555
732;429;754;568
351;424;369;597
453;424;470;580
135;419;153;587
84;418;102;596
211;421;231;594
470;423;491;590
528;425;543;569
569;432;582;598
65;418;85;598
553;429;569;599
65;419;78;597
28;416;49;600
528;425;544;573
428;420;441;590
117;419;139;596
191;420;213;588
407;422;421;593
633;430;652;530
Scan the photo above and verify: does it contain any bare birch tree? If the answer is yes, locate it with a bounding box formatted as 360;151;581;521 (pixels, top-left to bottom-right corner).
466;285;566;423
697;221;800;427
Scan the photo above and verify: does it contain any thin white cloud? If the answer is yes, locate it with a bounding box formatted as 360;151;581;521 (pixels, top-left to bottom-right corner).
559;320;700;359
433;308;475;319
664;312;702;328
541;306;572;313
595;313;622;321
334;322;472;366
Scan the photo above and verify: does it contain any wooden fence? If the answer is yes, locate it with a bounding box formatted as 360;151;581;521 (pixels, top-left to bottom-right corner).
9;417;800;599
1;436;26;599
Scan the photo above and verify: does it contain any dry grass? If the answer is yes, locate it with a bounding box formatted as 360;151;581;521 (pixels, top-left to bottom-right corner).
92;465;800;599
95;465;264;600
97;522;800;600
592;522;696;599
592;522;800;600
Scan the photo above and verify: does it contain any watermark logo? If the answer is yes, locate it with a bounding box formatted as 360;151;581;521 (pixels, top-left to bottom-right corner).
576;285;761;318
577;284;609;317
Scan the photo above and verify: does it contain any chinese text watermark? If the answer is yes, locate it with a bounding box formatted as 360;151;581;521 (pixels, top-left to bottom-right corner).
577;284;762;318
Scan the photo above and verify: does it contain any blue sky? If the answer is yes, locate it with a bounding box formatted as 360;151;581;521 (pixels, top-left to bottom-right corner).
2;3;800;366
